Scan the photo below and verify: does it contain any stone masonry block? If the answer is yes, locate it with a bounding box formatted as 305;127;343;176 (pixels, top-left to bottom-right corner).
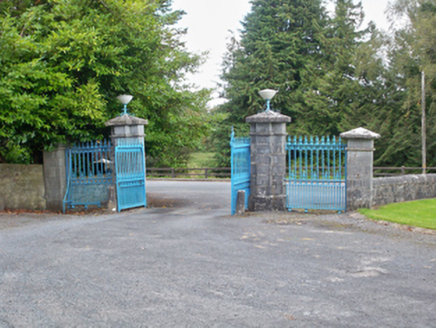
256;165;271;176
256;174;270;186
256;135;272;145
272;123;286;134
255;123;271;134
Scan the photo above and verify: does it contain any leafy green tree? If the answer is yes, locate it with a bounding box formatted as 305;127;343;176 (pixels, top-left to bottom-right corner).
0;0;210;166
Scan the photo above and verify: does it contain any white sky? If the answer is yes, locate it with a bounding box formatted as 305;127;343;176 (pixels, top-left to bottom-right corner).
171;0;393;107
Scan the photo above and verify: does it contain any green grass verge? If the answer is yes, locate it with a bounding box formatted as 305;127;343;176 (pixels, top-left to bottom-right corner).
358;198;436;230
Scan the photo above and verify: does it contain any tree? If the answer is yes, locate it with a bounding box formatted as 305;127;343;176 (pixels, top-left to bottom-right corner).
0;0;211;166
213;0;328;166
296;0;369;136
383;0;436;167
219;0;328;120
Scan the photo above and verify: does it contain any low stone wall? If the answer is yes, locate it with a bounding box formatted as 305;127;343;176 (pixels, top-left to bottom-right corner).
372;174;436;207
0;164;46;210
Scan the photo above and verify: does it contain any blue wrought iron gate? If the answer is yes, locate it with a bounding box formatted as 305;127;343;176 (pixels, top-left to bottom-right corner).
63;140;113;213
115;140;147;212
230;129;251;215
285;136;347;213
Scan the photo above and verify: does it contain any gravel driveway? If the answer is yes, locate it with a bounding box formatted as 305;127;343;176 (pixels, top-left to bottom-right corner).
1;180;435;327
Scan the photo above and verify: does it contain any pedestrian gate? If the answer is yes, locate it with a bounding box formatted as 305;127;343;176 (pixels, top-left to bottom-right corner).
63;140;113;213
230;129;251;215
285;136;347;213
114;140;147;212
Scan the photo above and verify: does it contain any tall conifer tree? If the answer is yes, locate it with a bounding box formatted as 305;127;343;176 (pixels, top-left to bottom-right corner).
219;0;328;123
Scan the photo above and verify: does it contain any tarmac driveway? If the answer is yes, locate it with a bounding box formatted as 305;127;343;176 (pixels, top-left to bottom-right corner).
0;180;435;327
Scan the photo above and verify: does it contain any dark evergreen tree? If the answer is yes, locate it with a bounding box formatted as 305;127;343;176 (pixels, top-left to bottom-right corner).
299;0;367;136
213;0;328;166
382;0;436;167
220;0;327;119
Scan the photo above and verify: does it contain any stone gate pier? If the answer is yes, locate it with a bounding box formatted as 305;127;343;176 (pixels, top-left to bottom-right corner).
246;111;291;211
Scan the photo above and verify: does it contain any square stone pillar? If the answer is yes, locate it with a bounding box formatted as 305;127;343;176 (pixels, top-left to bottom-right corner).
43;144;67;211
105;114;148;211
340;127;380;210
105;114;148;147
246;111;291;211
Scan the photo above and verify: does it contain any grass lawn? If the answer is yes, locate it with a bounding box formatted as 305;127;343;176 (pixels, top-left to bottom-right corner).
358;198;436;230
188;152;216;167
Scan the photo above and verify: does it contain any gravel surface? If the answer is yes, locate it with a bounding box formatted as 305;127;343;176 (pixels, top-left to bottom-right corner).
1;180;435;327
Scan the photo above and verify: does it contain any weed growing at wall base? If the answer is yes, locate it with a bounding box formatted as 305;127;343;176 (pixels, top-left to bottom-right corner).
359;199;436;230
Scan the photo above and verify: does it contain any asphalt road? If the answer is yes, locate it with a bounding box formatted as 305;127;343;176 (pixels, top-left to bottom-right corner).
0;180;435;327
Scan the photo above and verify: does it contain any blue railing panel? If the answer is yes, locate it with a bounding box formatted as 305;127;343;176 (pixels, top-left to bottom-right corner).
230;128;251;215
63;140;113;213
115;140;146;212
285;135;347;213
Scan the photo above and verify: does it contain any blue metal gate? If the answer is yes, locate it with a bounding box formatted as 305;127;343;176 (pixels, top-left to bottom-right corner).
63;140;113;213
230;128;251;215
285;136;347;213
115;140;147;212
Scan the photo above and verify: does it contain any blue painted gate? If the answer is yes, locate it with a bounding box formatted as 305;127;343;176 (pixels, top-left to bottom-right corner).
63;140;113;213
285;136;347;213
115;140;147;212
230;129;251;215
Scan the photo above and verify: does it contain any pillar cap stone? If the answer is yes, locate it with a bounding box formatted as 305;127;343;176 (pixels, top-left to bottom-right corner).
246;111;291;123
105;114;148;127
340;127;380;139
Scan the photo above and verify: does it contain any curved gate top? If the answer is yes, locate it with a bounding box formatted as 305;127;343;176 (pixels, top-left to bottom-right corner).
285;135;347;213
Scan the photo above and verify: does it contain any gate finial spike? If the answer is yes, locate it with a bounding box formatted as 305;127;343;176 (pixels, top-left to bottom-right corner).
310;136;314;144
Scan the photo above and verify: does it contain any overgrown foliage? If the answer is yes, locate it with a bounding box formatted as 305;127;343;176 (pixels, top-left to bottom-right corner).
0;0;211;166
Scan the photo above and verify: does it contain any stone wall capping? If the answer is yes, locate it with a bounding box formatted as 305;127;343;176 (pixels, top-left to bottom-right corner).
340;127;380;139
346;147;376;152
110;134;145;138
105;114;148;127
246;111;291;123
250;132;288;136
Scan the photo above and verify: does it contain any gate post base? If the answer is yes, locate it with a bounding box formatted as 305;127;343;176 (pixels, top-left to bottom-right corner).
249;195;286;212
